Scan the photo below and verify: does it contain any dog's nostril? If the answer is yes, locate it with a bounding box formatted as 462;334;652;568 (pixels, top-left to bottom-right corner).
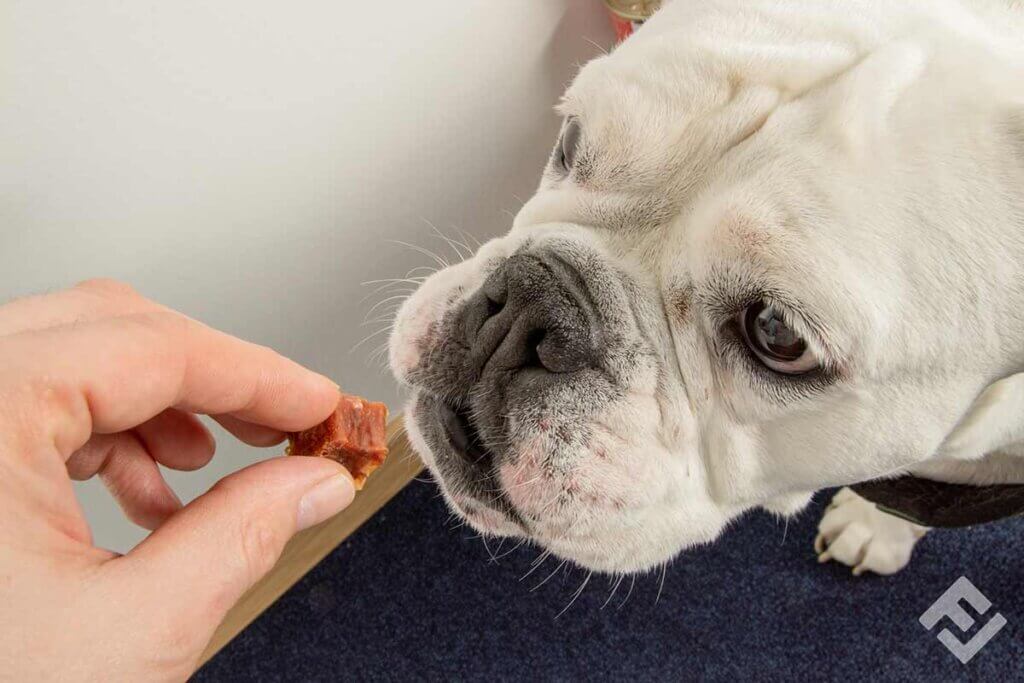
524;328;546;368
534;329;586;373
463;274;509;347
482;271;507;320
485;294;504;319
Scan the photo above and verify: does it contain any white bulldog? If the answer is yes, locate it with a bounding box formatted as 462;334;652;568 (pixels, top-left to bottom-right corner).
388;0;1024;577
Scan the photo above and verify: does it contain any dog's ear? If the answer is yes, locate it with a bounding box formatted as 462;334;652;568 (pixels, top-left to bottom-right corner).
939;373;1024;461
828;41;928;158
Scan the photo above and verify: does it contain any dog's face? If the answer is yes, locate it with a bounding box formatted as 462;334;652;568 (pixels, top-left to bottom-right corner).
389;1;1024;573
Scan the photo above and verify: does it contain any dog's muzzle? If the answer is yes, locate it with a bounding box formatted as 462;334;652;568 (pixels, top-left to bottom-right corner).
415;250;608;521
397;235;690;571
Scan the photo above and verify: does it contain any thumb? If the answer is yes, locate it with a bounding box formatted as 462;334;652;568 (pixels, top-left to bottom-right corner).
114;456;355;650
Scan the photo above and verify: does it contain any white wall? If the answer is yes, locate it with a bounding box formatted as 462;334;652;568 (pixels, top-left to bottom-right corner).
0;1;613;552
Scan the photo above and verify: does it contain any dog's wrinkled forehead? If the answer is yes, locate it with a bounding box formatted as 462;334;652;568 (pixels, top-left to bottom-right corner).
528;0;1007;249
538;10;878;213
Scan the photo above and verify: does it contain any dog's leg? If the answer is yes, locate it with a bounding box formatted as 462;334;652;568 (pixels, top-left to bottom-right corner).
814;487;928;576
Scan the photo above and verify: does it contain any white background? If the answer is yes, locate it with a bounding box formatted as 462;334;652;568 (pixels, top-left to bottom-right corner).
0;1;613;551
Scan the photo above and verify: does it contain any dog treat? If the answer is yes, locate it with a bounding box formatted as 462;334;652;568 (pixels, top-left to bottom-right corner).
286;393;389;490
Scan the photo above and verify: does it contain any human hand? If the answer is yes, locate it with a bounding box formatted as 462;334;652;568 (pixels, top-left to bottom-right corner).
0;279;355;681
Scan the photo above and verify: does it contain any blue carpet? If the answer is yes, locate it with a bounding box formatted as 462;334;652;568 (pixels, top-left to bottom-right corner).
197;481;1023;681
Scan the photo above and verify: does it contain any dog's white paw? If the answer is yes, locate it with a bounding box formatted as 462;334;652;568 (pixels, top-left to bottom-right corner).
814;487;928;576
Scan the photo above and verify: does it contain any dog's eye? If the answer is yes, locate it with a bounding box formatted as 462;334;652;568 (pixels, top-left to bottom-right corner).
740;302;819;375
556;117;581;173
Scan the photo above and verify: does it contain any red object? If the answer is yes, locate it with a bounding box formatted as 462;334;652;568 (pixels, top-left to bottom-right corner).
604;1;660;43
287;393;389;490
607;12;637;42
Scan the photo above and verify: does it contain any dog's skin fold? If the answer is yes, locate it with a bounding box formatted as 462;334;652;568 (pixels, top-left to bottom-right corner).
388;0;1024;576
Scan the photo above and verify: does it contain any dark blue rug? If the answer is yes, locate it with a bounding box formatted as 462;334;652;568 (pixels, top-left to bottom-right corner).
197;481;1023;681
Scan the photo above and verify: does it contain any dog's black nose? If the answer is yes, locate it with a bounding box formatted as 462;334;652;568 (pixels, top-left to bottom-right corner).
461;252;600;376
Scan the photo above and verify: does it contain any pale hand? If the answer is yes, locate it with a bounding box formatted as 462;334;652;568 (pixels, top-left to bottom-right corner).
0;280;355;681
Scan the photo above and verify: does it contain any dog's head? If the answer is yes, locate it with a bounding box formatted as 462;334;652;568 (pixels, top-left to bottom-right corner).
388;0;1024;573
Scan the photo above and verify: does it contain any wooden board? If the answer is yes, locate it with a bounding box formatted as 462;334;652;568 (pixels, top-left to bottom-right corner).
198;418;422;667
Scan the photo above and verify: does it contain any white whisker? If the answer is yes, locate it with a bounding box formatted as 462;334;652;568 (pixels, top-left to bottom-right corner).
358;281;417;304
388;239;450;269
601;574;625;610
617;575;637;610
480;534;498;563
555;570;592;618
655;563;668;606
583;36;609;55
406;265;438;278
530;559;566;592
361;277;427;287
506;474;544;490
360;311;402;328
363;293;412;320
452;225;481;249
423;219;473;262
349;326;393;353
487;537;507;564
519;549;552;581
492;537;527;561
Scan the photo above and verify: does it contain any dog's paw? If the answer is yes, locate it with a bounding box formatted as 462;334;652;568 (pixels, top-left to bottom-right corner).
814;487;928;576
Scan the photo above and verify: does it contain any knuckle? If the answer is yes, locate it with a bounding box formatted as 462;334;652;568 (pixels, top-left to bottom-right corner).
20;376;91;456
29;373;78;410
124;309;187;346
0;366;84;456
117;310;189;370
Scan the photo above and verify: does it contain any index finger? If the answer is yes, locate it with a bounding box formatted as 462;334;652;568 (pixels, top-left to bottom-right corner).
0;311;340;459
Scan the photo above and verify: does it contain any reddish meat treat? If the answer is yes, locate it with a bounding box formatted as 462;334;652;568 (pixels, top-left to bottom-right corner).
286;393;389;490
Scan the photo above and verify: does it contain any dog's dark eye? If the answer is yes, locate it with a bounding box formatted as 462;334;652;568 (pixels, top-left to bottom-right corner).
556;117;581;173
740;302;819;375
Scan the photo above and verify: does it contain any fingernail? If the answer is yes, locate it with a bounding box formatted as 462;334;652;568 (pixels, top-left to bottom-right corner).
297;473;355;530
